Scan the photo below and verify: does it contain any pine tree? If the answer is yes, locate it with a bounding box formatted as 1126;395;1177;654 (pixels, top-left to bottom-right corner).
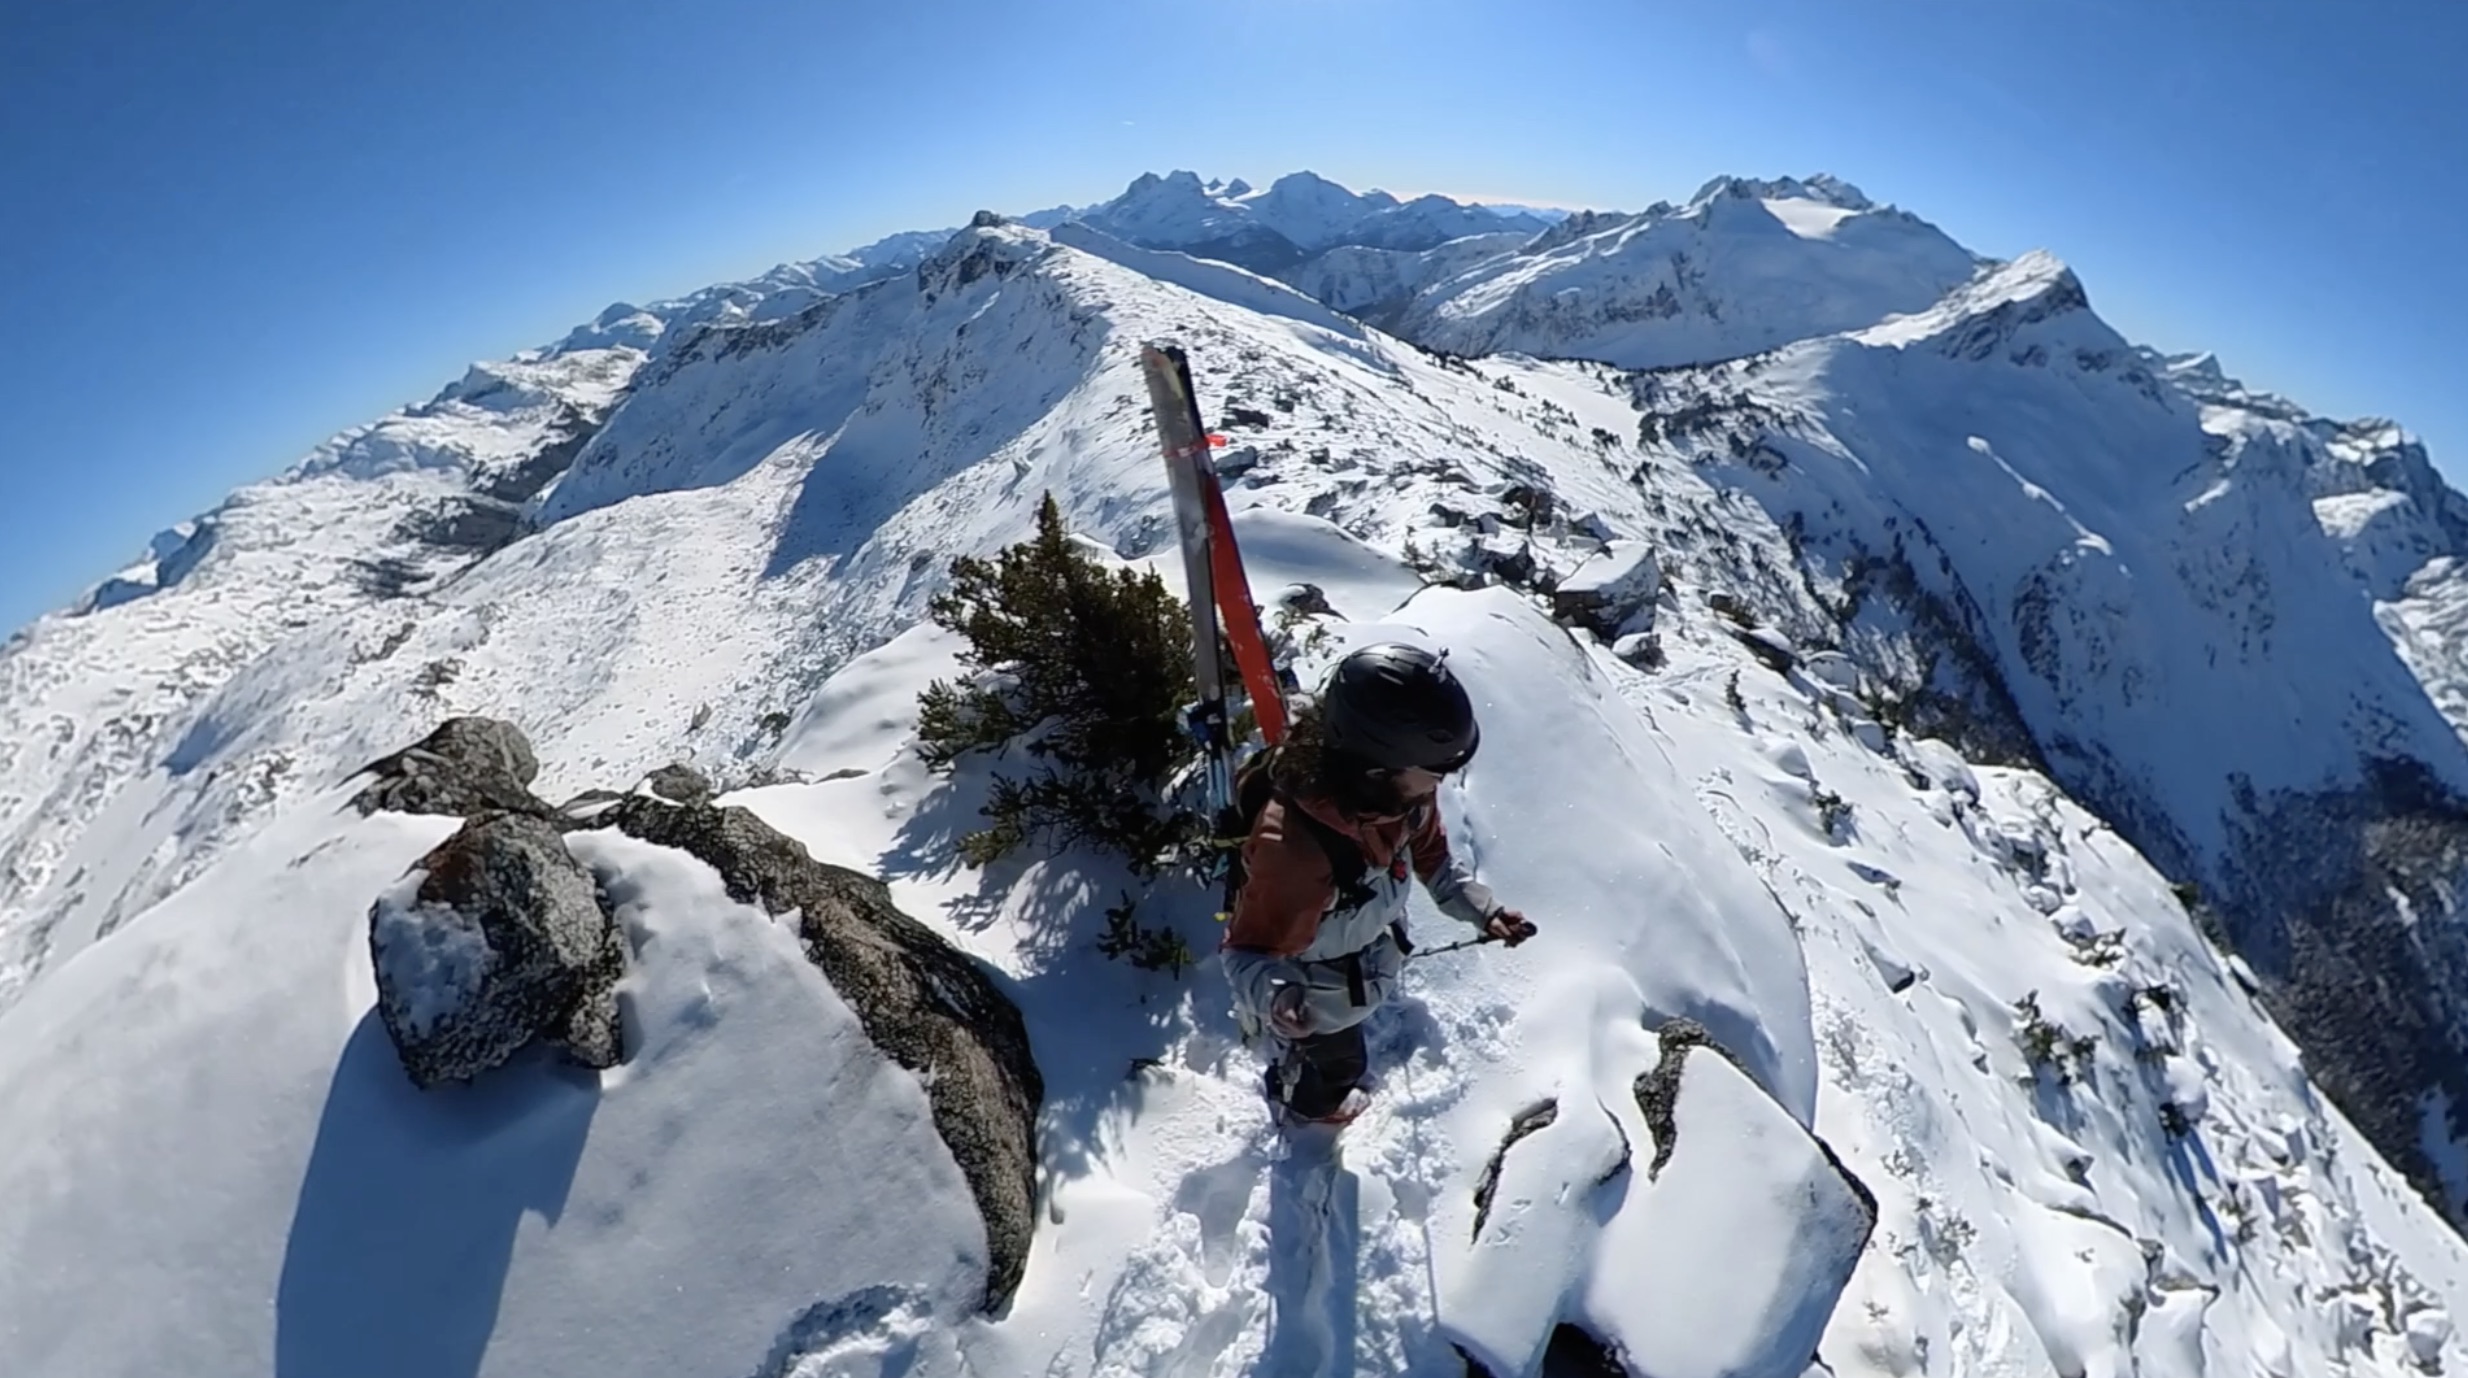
917;494;1197;869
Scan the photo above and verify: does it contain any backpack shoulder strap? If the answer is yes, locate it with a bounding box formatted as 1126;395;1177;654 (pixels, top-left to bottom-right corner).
1277;791;1373;909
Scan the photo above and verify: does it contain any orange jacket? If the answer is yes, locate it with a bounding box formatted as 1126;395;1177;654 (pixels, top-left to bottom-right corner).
1225;793;1488;958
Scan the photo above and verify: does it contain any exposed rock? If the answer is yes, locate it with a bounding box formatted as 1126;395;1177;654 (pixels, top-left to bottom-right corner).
1471;1099;1561;1240
1569;510;1619;544
352;716;557;819
558;788;629;822
400;494;529;553
1612;631;1665;670
645;762;715;805
369;812;626;1088
1472;535;1539;589
1553;540;1664;640
1801;650;1861;693
1729;625;1799;674
1275;582;1336;618
585;795;1043;1309
1705;589;1756;624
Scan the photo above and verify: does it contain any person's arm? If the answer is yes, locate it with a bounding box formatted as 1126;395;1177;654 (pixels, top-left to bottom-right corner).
1410;805;1537;945
1408;805;1499;927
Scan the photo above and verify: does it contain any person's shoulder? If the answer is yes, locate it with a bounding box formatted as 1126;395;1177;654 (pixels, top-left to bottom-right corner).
1248;795;1335;871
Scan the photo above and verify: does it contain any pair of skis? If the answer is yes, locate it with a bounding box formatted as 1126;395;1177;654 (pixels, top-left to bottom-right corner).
1140;342;1288;821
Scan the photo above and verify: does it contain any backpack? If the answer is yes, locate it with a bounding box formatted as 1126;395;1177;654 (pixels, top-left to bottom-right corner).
1216;748;1404;947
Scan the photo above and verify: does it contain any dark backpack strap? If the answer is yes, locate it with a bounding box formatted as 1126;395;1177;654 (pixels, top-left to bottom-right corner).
1341;949;1369;1007
1280;793;1374;910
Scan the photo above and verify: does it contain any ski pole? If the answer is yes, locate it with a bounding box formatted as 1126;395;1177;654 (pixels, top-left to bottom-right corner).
1407;931;1504;961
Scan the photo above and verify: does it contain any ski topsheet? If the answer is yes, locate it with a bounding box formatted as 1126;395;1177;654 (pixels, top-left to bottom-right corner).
1141;342;1235;814
1140;342;1289;819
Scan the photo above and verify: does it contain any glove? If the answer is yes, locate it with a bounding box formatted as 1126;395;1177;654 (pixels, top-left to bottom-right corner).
1485;909;1538;947
1268;984;1316;1039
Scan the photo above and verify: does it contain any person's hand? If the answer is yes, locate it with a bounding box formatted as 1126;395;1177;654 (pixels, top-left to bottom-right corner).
1485;910;1538;947
1268;985;1316;1039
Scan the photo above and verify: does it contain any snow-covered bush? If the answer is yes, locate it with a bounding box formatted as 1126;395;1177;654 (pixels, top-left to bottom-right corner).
916;494;1196;871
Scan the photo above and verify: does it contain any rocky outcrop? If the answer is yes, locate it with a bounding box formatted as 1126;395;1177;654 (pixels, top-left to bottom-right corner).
369;812;625;1087
1552;541;1663;640
583;794;1043;1310
352;716;557;820
357;717;1043;1305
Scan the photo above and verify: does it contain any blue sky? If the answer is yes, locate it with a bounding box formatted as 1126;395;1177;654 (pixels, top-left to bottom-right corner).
4;0;2463;635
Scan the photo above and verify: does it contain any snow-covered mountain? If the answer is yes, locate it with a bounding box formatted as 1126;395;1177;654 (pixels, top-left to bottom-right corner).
1380;175;1985;368
1074;169;1555;272
8;173;2468;1377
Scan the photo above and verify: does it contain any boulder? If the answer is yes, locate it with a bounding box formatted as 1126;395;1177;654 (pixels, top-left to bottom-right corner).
1612;632;1665;670
1473;534;1539;588
352;716;556;819
645;762;715;805
369;812;626;1088
1729;625;1799;674
1801;650;1861;693
1553;541;1664;639
587;795;1043;1310
1275;582;1336;618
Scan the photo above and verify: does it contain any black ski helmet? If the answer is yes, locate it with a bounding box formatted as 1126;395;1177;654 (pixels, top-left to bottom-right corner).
1320;642;1480;772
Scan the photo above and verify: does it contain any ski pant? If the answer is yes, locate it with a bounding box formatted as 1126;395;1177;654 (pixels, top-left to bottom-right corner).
1268;1023;1369;1120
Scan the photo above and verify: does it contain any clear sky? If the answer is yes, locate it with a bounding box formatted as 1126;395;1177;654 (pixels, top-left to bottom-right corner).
4;0;2463;635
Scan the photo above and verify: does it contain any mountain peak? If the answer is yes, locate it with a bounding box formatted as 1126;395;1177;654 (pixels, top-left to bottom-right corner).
1691;173;1877;212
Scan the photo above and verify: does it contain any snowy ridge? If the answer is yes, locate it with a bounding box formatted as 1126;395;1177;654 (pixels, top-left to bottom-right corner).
5;173;2468;1377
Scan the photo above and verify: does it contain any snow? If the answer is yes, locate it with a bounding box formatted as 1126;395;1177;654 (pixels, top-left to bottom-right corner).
1763;197;1858;239
1048;222;1370;342
368;872;493;1037
1588;1049;1871;1378
0;792;987;1378
6;165;2468;1378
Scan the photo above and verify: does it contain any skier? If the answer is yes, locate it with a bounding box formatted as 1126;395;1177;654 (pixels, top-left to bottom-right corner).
1221;642;1536;1126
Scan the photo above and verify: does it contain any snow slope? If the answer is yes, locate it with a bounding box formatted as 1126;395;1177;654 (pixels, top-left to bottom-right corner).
0;348;632;1009
7;171;2468;1377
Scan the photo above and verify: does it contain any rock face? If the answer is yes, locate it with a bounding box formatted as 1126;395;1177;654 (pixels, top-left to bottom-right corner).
369;812;626;1087
352;716;557;820
587;794;1044;1311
